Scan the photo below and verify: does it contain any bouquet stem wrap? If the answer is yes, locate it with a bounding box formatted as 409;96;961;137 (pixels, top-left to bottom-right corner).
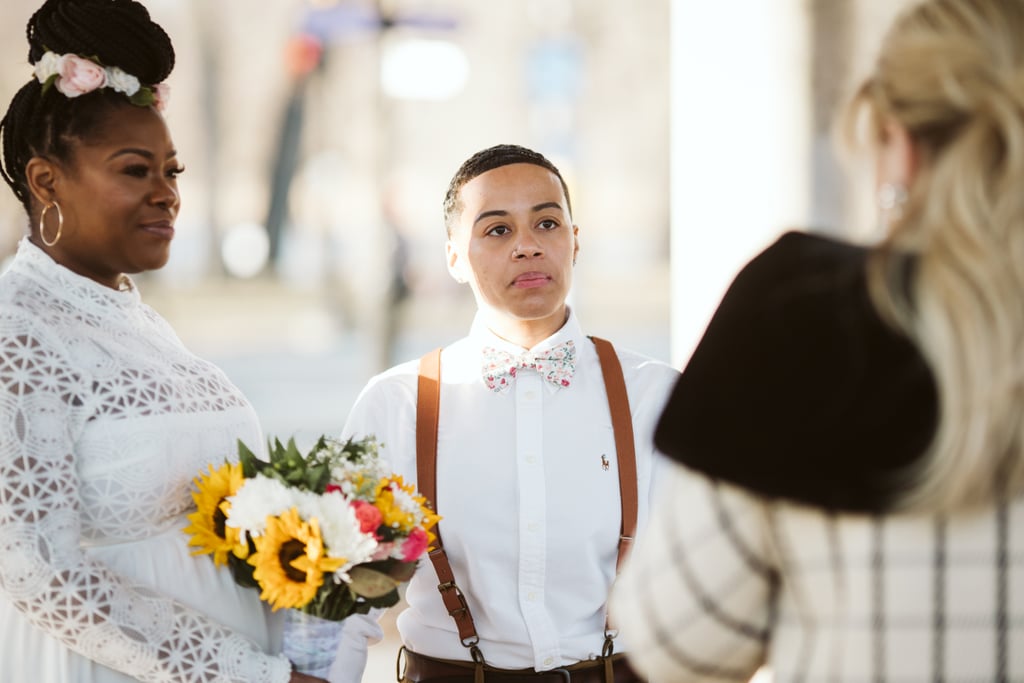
283;609;345;677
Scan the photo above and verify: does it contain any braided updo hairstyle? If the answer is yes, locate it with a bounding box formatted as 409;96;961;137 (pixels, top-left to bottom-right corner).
0;0;175;212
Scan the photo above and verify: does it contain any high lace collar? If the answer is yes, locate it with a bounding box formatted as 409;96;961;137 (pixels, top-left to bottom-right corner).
10;237;142;309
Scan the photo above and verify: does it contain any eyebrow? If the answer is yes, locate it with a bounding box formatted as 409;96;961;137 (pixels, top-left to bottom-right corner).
106;148;178;161
472;202;565;226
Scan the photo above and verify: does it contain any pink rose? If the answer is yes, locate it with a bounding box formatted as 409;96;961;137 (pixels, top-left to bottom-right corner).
153;82;170;112
371;541;394;561
400;527;429;562
57;55;106;97
351;500;383;535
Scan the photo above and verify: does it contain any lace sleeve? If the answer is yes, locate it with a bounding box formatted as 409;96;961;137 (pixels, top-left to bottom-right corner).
0;317;291;683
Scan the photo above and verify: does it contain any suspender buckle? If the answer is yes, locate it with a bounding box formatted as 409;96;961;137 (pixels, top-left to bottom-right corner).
438;580;472;618
602;631;617;658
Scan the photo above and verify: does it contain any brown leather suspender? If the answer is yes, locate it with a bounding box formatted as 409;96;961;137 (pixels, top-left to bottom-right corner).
415;346;482;653
590;337;639;574
415;336;637;669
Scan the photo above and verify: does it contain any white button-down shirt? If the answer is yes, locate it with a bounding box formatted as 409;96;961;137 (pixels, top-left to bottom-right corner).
335;310;678;675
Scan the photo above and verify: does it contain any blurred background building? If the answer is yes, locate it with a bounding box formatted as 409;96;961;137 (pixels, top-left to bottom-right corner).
0;0;910;679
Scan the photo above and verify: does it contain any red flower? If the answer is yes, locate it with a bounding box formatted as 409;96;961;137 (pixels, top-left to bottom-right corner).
401;526;429;562
351;500;383;536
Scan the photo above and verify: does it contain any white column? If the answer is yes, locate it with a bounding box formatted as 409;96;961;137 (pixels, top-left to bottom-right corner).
669;0;812;366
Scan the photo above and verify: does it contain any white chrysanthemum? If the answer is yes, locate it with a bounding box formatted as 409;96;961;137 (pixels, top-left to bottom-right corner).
225;475;300;535
309;492;378;567
105;66;140;95
33;52;63;83
389;485;423;520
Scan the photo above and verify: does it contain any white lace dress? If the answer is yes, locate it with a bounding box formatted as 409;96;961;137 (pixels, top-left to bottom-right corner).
0;239;292;683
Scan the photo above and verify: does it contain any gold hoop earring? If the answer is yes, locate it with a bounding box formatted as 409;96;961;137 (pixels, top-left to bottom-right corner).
39;202;64;247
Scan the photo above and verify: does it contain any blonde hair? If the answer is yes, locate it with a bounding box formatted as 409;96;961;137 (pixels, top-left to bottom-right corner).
843;0;1024;511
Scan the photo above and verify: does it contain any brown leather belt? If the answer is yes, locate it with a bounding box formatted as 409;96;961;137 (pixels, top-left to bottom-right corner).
399;648;644;683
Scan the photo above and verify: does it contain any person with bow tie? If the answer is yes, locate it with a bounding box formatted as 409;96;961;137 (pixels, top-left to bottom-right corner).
328;143;678;683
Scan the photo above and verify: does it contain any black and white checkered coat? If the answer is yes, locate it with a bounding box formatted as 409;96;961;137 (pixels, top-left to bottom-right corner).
611;466;1023;682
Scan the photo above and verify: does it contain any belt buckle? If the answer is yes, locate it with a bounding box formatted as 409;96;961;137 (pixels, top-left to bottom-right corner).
547;667;571;683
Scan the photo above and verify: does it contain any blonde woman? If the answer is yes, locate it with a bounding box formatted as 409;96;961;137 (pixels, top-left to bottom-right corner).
610;0;1024;680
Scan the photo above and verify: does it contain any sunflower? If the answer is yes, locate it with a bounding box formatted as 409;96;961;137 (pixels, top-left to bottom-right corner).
249;507;346;611
183;461;249;566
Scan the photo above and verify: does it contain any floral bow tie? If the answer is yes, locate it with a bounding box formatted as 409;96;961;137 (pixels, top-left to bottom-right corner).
482;340;576;393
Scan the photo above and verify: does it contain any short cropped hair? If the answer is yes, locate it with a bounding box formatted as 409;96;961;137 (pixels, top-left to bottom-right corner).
442;144;572;236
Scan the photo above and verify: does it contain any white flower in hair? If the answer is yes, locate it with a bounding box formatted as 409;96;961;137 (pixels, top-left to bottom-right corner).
33;51;64;84
29;50;164;110
105;66;141;96
153;82;170;112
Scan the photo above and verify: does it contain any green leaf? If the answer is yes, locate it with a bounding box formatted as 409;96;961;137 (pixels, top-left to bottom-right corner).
307;462;330;493
228;553;258;588
357;558;418;583
285;438;303;463
348;566;399;598
40;73;58;97
386;561;419;583
237;439;260;478
352;588;400;612
270;437;287;462
306;583;356;621
128;87;156;107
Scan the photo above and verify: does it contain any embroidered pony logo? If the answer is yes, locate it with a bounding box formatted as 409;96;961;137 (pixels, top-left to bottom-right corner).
601;454;610;471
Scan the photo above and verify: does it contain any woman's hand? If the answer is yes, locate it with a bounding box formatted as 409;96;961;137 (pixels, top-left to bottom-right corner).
289;673;329;683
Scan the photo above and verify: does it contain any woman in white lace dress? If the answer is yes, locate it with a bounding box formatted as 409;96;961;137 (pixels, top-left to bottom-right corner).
0;1;324;682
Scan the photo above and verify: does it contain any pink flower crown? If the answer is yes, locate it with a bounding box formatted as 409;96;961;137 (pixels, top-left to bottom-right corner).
33;51;169;112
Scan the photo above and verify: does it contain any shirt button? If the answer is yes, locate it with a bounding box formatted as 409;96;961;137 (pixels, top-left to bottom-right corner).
523;390;538;401
527;592;537;602
543;657;554;667
527;522;539;532
525;453;537;464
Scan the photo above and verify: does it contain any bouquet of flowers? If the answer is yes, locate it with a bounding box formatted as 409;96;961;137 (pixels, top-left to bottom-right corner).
183;434;439;676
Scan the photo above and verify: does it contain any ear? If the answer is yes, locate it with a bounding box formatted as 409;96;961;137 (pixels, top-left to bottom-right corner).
876;120;918;189
572;224;580;264
445;239;466;284
25;156;61;207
